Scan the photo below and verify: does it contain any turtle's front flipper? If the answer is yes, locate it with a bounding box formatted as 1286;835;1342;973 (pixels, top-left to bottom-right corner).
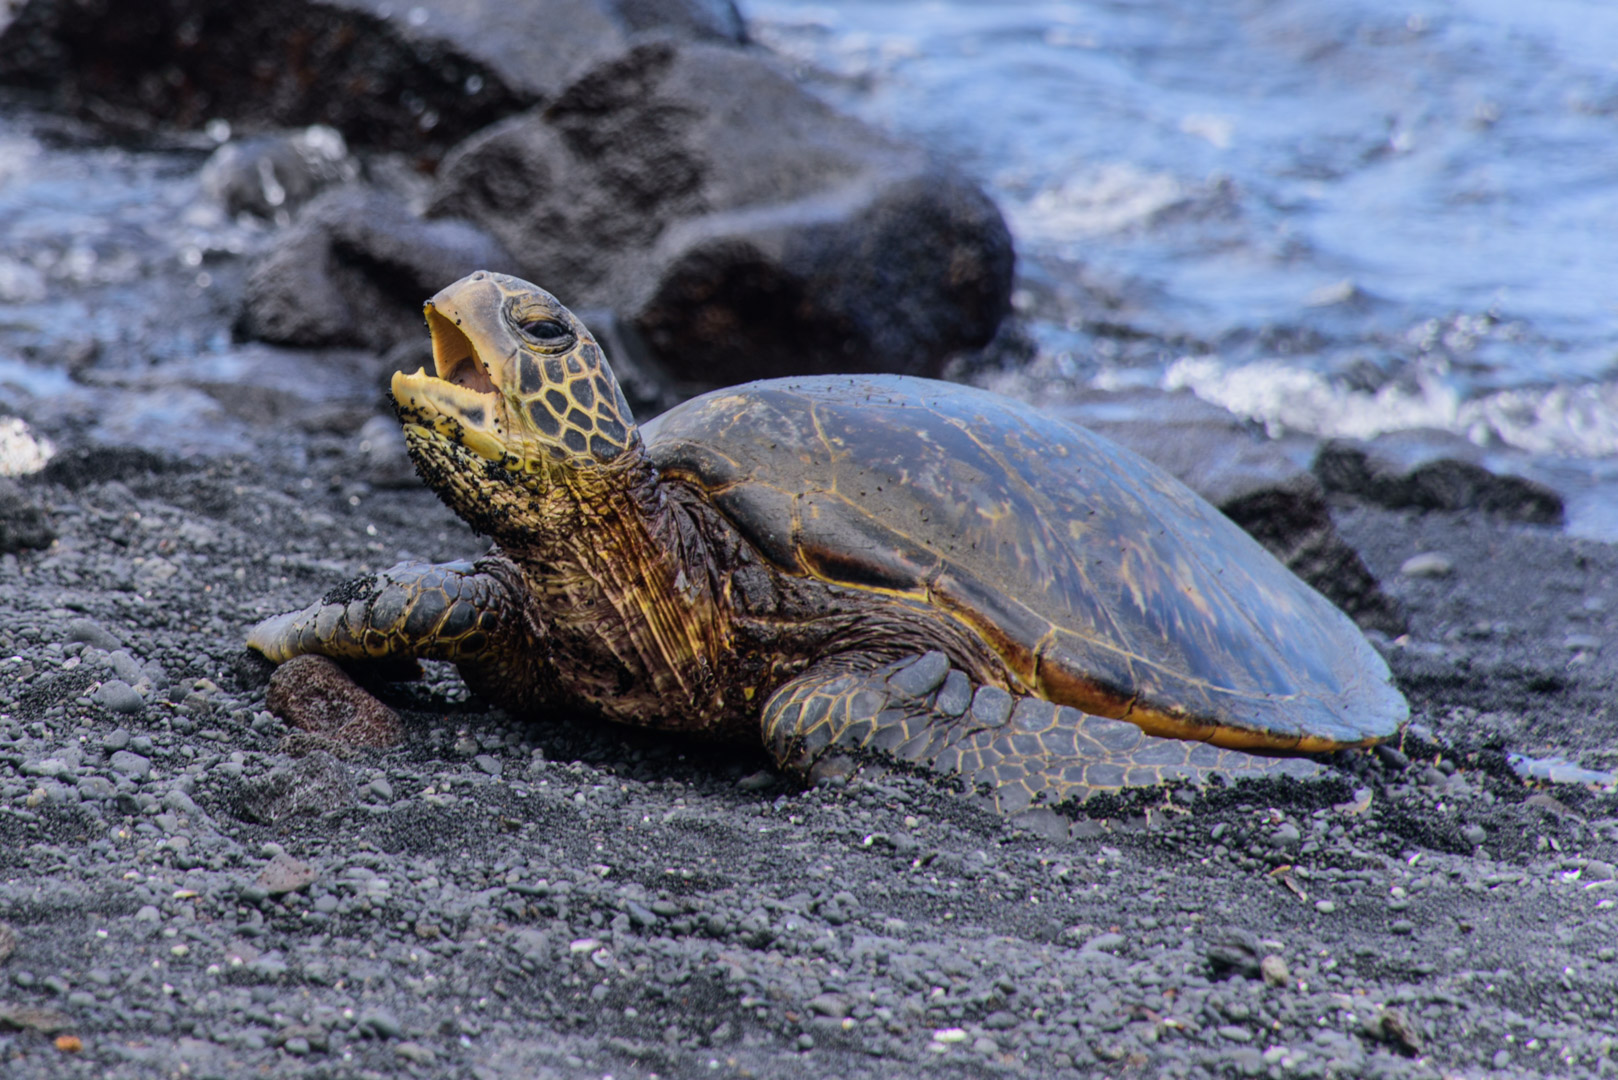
761;652;1322;815
248;559;526;668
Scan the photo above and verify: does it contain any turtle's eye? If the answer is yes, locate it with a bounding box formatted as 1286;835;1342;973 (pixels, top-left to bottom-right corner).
517;317;572;345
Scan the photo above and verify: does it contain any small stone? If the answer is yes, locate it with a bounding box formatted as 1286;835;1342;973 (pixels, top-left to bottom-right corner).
982;1010;1018;1030
395;1041;436;1065
932;1027;969;1044
735;770;775;792
1378;1007;1424;1056
161;788;200;816
972;1035;999;1055
1390;919;1416;935
0;923;15;964
76;776;114;801
1314;900;1337;914
1269;822;1302;850
625;901;660;928
473;754;502;777
795;1033;814;1051
66;618;121;651
93;680;145;715
1584;860;1615;881
1399;552;1453;577
267;655;402;749
1373;744;1409;771
133;905;161;923
1218;1025;1254;1043
107;649;144;684
1206;928;1263;978
1260;954;1290;988
359;1008;402;1039
102;728;131;751
109;750;152;780
283;1036;311;1057
1081;932;1126;954
1462;823;1487;846
236;751;357;823
257;853;318;896
365;778;394;801
1564;633;1602;652
806;993;849;1019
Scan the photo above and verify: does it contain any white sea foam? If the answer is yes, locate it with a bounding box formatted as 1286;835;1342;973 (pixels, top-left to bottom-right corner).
1163;356;1618;458
0;416;54;477
1007;164;1190;244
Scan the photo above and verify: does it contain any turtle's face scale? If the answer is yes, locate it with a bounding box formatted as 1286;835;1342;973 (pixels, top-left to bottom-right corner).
393;271;639;474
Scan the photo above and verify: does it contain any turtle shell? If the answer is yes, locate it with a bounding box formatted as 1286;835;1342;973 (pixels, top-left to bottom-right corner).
641;375;1406;751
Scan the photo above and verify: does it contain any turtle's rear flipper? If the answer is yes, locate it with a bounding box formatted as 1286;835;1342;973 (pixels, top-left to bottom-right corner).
761;652;1322;815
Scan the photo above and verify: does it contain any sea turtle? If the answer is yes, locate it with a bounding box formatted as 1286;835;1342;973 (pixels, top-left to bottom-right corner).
249;271;1406;814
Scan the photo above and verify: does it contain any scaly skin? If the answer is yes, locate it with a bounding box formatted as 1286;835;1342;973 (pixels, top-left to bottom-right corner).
249;270;1399;810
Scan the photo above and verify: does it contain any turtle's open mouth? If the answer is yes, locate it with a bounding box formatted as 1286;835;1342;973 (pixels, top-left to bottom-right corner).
427;307;498;396
391;304;510;463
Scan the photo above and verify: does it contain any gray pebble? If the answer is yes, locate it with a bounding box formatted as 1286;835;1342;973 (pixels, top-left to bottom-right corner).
1584;860;1615;881
360;1008;402;1039
1373;744;1409;771
982;1010;1018;1030
258;853;318;895
1400;552;1454;577
108;649;144;684
807;993;850;1018
236;751;356;824
473;754;503;777
1270;822;1302;850
1463;823;1487;846
66;618;121;651
161;788;201;816
77;776;114;801
102;727;131;751
93;679;145;715
109;750;152;779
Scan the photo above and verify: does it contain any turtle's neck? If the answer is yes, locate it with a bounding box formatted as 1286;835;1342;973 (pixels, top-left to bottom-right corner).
499;458;734;730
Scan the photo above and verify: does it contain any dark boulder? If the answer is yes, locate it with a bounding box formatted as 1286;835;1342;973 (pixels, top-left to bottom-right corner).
430;40;1014;384
0;477;54;555
237;186;518;350
1314;431;1564;525
0;0;743;153
200;125;359;221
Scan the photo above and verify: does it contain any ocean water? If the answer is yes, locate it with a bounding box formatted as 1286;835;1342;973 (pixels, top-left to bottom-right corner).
2;0;1615;530
747;0;1618;531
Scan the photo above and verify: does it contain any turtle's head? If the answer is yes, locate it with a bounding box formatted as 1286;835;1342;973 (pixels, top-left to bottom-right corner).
392;271;643;536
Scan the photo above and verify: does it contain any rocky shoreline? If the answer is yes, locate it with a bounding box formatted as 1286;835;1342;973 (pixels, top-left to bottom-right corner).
1;2;1616;1077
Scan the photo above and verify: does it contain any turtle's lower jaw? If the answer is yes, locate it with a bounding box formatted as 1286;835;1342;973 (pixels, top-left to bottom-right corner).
391;367;509;464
